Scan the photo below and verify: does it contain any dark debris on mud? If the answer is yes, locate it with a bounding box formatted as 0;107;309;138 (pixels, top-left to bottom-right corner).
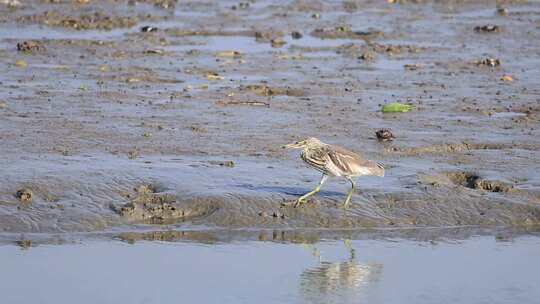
17;40;44;52
15;188;33;203
475;57;501;67
474;24;501;33
376;129;394;142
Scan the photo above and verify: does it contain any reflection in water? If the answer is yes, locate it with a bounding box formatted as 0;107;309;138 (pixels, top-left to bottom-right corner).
300;241;382;304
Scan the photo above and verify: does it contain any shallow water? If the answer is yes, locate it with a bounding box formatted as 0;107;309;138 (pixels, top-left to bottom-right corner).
2;235;539;304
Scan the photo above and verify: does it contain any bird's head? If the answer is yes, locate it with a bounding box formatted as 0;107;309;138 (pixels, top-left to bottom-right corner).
282;137;322;149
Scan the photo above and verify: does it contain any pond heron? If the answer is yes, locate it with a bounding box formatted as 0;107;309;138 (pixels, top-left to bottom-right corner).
282;137;384;208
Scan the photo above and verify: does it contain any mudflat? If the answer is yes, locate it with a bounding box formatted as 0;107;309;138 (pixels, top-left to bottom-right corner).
1;0;539;238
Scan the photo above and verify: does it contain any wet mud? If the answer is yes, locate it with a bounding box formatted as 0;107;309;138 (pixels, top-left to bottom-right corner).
1;0;539;239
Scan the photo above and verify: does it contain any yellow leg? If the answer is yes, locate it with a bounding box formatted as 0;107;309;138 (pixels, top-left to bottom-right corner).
293;174;328;207
343;178;355;208
343;239;356;260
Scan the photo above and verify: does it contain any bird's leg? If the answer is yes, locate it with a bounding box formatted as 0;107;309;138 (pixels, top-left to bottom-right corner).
343;178;356;208
293;174;328;207
343;239;356;260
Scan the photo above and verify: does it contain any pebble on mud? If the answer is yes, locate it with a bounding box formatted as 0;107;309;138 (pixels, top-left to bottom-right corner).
376;129;394;141
291;31;303;39
404;64;421;70
217;51;242;57
206;72;224;80
500;75;514;82
15;188;33;203
474;25;501;33
17;40;44;52
231;2;249;10
254;31;283;43
144;49;164;55
358;52;376;61
207;160;235;167
270;38;286;48
497;7;508;15
140;25;158;32
475;58;500;67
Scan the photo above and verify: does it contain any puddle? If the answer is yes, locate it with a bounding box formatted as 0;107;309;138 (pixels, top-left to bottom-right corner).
165;36;273;53
453;8;499;19
344;58;420;71
0;24;136;41
372;58;416;70
288;35;360;49
1;235;539;304
491;112;528;119
165;34;361;55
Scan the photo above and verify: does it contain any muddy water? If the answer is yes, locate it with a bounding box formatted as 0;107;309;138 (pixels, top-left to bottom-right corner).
1;0;540;235
1;235;540;304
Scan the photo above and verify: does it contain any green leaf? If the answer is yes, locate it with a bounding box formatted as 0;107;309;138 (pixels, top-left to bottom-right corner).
382;102;412;113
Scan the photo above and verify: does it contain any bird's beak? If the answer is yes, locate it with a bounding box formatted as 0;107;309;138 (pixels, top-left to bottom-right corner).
282;142;301;149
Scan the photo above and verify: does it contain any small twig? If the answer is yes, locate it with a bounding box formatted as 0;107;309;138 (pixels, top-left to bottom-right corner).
218;100;270;107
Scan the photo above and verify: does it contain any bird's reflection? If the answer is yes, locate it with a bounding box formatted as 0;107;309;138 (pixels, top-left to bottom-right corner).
299;240;382;304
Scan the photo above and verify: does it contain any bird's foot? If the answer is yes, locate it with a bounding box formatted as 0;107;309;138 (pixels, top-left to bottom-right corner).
281;198;307;208
341;199;352;209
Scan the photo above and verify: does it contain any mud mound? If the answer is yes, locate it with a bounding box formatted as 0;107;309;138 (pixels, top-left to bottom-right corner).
388;142;537;156
445;172;514;193
18;11;144;30
113;184;218;224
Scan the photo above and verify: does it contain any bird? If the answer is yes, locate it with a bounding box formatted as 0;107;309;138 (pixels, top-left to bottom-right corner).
282;137;384;208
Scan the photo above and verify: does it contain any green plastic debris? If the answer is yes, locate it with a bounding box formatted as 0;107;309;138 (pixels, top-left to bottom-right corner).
382;102;412;113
